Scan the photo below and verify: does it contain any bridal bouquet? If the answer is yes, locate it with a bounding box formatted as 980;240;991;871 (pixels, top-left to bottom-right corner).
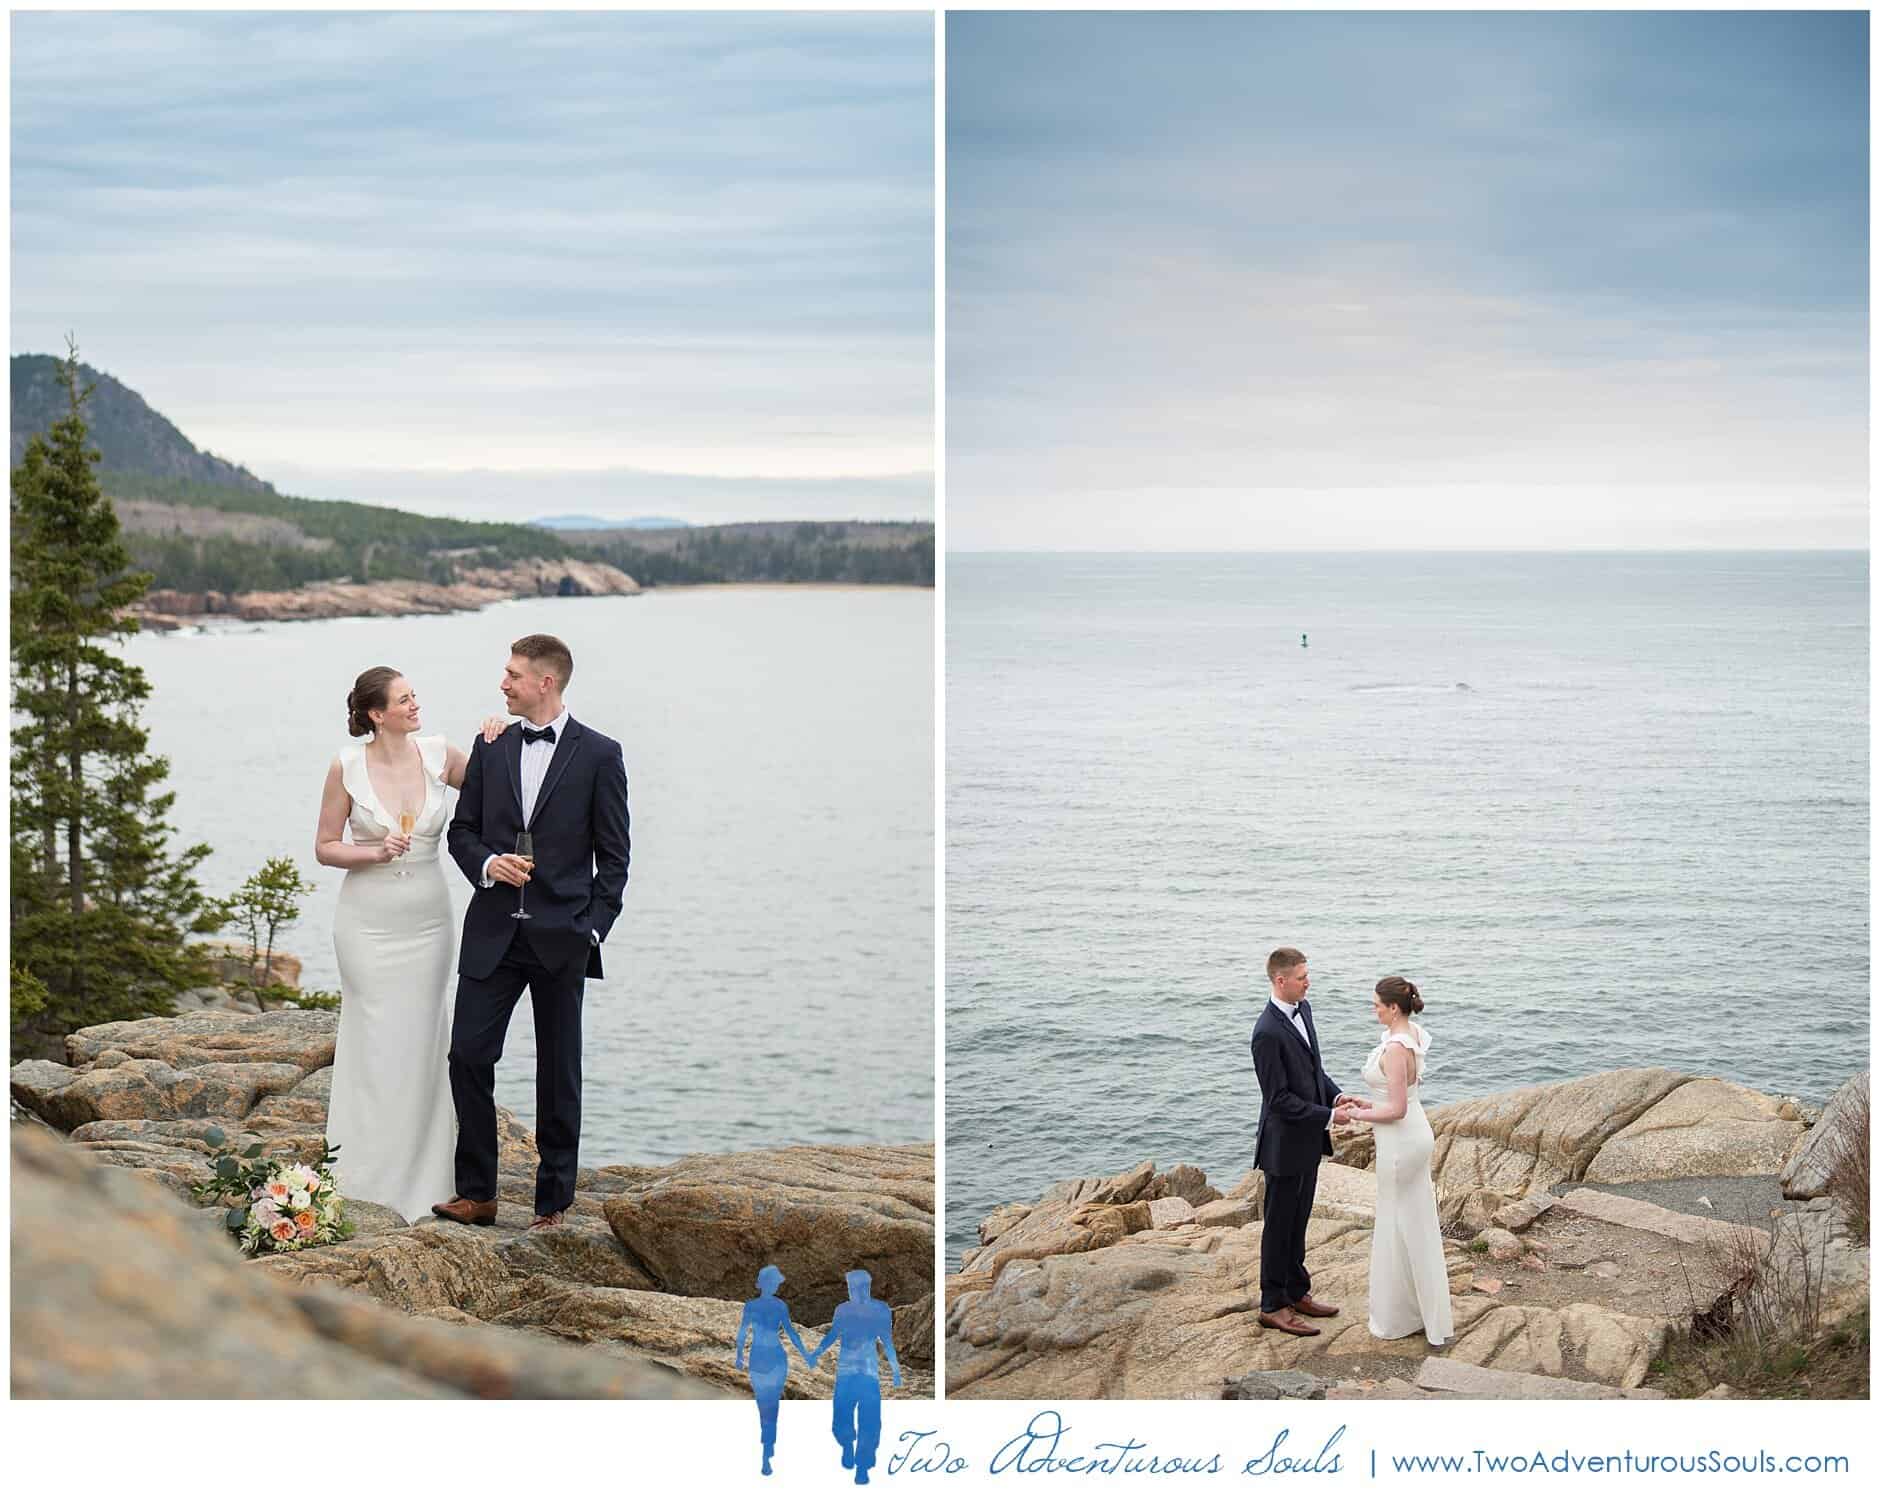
191;1127;354;1256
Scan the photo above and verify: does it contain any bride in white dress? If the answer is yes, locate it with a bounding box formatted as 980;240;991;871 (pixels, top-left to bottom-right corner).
1340;975;1454;1346
314;666;502;1221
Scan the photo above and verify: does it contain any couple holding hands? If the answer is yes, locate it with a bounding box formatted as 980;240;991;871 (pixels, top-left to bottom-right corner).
1250;947;1453;1347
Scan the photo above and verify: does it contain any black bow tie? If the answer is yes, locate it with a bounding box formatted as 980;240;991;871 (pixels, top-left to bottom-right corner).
521;725;556;745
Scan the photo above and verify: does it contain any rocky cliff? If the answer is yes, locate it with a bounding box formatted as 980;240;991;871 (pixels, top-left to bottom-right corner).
11;995;933;1399
134;558;641;630
947;1068;1869;1400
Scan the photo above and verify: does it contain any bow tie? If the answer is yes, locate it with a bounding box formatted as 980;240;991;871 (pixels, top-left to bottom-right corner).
521;725;556;745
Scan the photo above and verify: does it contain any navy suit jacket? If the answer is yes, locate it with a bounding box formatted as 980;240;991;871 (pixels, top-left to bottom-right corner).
1250;998;1342;1176
447;717;630;982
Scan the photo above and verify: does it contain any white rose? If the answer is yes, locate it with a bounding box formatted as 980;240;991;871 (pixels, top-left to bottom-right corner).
289;1188;311;1210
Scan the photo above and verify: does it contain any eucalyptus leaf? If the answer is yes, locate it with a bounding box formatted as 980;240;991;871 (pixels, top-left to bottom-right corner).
226;1208;246;1231
243;1144;264;1159
216;1156;240;1180
202;1126;226;1147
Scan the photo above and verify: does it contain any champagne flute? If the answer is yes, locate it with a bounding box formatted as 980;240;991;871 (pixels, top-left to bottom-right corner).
511;830;534;920
396;809;416;878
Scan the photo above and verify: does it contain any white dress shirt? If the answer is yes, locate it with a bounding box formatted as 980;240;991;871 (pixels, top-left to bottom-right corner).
517;706;570;823
479;709;596;945
1270;997;1335;1129
1271;996;1312;1047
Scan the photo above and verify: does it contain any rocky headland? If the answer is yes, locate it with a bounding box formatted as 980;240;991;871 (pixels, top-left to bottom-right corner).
946;1068;1869;1401
11;992;934;1399
132;557;642;631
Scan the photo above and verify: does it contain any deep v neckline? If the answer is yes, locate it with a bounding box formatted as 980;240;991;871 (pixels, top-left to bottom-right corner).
363;741;429;824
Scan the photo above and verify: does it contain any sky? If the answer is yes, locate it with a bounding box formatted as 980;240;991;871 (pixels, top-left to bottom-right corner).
10;10;933;524
948;11;1869;551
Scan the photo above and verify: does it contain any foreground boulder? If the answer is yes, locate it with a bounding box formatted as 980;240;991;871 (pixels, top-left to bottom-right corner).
12;1007;934;1398
10;1124;720;1399
11;1056;307;1133
600;1144;934;1323
1781;1071;1869;1200
65;1007;338;1072
1334;1069;1807;1211
1582;1079;1806;1183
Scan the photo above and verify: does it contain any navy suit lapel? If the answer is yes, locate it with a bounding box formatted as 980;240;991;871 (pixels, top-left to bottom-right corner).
502;726;525;820
529;718;583;823
1299;999;1324;1070
1263;1000;1310;1074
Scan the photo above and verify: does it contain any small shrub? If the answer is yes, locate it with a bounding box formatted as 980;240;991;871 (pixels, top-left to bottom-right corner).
1824;1077;1870;1246
1656;1194;1860;1398
220;856;316;986
252;983;341;1013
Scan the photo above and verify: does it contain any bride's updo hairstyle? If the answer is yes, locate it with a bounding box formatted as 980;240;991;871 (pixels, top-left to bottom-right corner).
347;666;402;738
1376;976;1425;1015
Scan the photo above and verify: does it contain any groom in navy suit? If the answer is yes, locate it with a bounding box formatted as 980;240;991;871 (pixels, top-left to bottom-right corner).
434;632;630;1230
1249;946;1351;1336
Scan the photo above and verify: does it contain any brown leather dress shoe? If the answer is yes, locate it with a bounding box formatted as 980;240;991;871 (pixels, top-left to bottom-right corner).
431;1195;497;1226
528;1208;568;1231
1257;1307;1321;1337
1293;1293;1340;1318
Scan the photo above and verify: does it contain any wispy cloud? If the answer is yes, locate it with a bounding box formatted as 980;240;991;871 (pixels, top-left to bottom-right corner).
12;10;933;521
948;11;1867;549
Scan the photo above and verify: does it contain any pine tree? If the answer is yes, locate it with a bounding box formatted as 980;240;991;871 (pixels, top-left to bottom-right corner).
9;342;220;1055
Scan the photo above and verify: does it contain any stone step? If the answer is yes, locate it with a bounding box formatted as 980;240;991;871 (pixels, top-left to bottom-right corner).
1551;1187;1768;1251
1326;1378;1426;1400
1415;1356;1665;1400
1492;1191;1558;1231
1221;1368;1328;1401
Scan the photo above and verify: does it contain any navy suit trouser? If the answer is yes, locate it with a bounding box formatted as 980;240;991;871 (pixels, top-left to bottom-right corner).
448;929;584;1214
1260;1160;1320;1314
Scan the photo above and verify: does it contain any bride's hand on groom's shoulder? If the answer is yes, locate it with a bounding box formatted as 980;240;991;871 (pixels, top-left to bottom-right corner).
479;717;510;744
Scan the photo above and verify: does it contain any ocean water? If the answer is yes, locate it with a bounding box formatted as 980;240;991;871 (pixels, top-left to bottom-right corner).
124;586;934;1166
945;552;1868;1261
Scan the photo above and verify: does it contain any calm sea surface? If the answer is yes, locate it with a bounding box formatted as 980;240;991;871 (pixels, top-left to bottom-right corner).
945;552;1868;1260
127;587;934;1165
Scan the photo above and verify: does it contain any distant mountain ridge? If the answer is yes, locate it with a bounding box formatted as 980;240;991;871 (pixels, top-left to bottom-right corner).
10;353;273;494
531;514;690;531
9;354;934;600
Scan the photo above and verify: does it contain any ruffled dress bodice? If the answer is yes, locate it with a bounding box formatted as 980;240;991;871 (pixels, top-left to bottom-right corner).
339;735;449;863
1361;1024;1430;1099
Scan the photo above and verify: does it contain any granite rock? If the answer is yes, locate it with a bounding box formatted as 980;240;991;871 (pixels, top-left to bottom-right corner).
601;1143;933;1323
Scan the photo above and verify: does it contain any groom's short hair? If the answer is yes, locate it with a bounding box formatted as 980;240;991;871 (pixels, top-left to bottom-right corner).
512;633;574;691
1266;947;1306;981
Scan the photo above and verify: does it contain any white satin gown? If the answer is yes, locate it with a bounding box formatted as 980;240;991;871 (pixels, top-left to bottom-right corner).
323;735;458;1221
1362;1023;1454;1345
